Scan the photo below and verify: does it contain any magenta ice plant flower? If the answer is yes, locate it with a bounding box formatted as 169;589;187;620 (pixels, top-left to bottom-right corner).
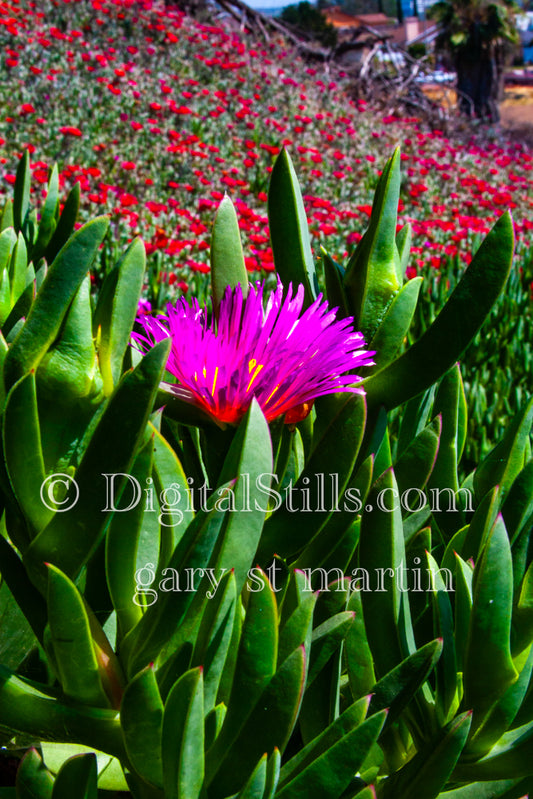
132;281;375;425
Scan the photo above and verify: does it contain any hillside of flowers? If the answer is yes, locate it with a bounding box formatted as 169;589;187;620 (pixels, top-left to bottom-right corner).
0;0;532;458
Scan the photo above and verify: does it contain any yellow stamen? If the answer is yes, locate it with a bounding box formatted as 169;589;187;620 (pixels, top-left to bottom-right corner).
247;362;264;392
265;384;280;404
212;366;219;395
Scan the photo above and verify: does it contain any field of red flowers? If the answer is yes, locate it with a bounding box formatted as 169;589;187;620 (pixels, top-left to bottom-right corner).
0;0;532;295
0;0;531;459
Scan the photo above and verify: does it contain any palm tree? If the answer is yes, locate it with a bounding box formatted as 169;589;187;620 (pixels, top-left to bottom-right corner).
428;0;519;121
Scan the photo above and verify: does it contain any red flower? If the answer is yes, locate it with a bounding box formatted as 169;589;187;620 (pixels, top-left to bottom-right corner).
60;126;82;137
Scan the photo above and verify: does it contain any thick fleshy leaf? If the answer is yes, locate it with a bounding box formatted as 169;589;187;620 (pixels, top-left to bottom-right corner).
345;589;375;699
213;399;273;594
427;553;457;722
0;580;37;671
0;535;46;643
123;488;230;676
234;754;268;799
41;744;127;792
32;164;59;264
190;569;237;710
428;365;469;538
208;646;307;799
322;249;348;318
35;276;101;405
3;372;51;537
464;515;518;729
152;422;195;559
1;197;14;231
358;467;407;676
162;668;204;799
307;611;355;686
13;149;30;235
206;570;278;770
362;212;514;411
503;459;533;544
276;710;386;799
2;282;33;340
381;712;472;799
9;232;28;306
16;749;53;799
46;564;110;707
278;593;316;668
210;194;248;316
93;237;145;394
396;222;412;280
438;778;533;799
279;695;370;787
344;148;402;340
474;398;533;502
121;665;164;788
367;638;442;726
259;393;365;561
44;182;81;265
4;217;109;391
364;277;422;373
453;553;473;673
394;416;441;498
268;148;318;308
51;754;97;799
293;457;371;573
105;436;152;641
465;646;533;759
264;750;281;799
24;339;169;592
0;667;123;758
453;720;533;781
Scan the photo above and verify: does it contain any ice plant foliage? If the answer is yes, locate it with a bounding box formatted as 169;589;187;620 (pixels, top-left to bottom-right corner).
132;281;374;424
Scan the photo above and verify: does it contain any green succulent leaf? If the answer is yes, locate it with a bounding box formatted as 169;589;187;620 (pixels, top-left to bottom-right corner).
3;371;51;538
44;182;81;265
358;467;408;676
13;149;31;236
208;645;307;799
121;665;164;788
24;338;169;592
16;748;54;799
268;148;318;308
364;277;423;373
45;564;110;707
32;164;59;264
344;148;402;339
162;667;205;799
367;638;443;726
464;515;518;728
276;709;387;799
362;212;514;411
93;237;145;395
474;398;533;503
381;711;472;799
259;393;365;561
51;753;98;799
4;216;109;392
210;193;248;317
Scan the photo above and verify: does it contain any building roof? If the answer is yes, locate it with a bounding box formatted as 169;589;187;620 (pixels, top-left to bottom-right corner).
352;13;394;26
323;6;361;28
323;7;394;29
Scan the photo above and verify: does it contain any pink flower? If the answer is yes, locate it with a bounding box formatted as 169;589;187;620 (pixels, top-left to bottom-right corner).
132;282;374;425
